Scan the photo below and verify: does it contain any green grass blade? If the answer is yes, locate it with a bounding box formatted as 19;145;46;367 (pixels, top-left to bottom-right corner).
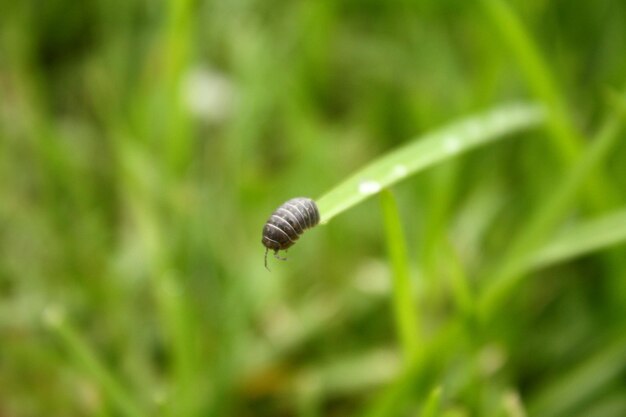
379;190;419;361
479;115;623;319
316;103;544;223
478;0;617;210
478;0;567;133
43;307;144;417
529;208;626;270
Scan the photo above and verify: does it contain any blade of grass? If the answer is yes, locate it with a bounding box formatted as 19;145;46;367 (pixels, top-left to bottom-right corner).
316;102;545;223
118;141;198;417
379;190;419;361
528;208;626;271
421;163;460;293
479;114;623;319
478;0;617;210
43;307;144;417
161;0;194;174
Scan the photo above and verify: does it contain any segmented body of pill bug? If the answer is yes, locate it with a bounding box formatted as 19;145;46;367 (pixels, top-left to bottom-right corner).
261;197;320;270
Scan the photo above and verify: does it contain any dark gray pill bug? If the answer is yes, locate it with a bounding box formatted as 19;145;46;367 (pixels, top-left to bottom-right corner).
261;197;320;270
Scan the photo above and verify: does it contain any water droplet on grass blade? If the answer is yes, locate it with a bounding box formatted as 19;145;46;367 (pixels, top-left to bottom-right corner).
444;135;461;154
358;180;382;195
392;164;408;178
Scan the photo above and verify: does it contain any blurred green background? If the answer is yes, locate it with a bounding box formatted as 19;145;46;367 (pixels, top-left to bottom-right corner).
1;0;625;416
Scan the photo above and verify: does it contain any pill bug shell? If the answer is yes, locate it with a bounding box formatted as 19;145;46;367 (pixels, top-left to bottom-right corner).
261;197;320;269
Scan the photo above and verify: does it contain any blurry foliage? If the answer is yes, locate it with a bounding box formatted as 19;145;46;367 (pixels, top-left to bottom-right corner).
0;0;625;416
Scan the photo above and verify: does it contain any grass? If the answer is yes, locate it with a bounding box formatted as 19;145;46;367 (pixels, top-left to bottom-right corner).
1;1;626;416
530;208;626;270
316;102;544;222
43;307;144;417
379;189;419;361
479;103;624;319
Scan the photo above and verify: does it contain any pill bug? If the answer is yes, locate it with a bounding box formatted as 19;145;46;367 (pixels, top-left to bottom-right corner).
261;197;320;270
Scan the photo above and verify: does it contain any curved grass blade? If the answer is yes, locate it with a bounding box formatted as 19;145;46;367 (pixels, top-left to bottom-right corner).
479;111;624;319
529;208;626;270
316;103;545;224
478;0;618;210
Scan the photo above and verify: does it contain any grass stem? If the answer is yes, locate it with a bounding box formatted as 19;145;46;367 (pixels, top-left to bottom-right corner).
379;190;419;361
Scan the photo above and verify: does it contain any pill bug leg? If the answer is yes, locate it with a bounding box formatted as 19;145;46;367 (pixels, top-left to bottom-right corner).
274;250;287;261
265;248;288;271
